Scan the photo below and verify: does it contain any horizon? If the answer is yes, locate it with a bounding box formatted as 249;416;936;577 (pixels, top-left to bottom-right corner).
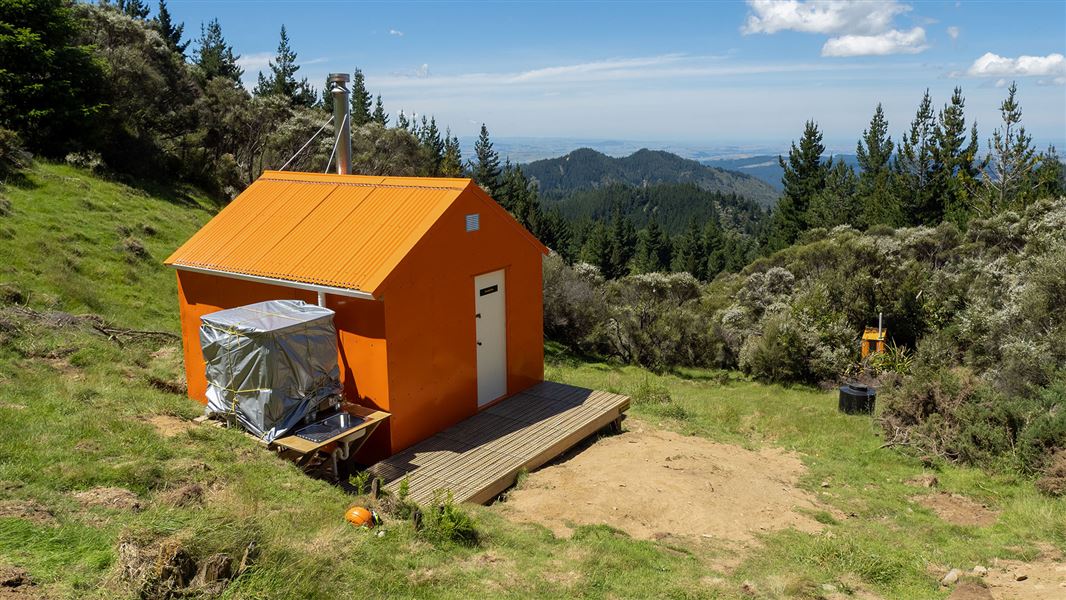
165;0;1066;152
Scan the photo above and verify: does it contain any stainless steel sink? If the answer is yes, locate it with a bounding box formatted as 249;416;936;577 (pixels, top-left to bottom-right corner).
295;412;364;443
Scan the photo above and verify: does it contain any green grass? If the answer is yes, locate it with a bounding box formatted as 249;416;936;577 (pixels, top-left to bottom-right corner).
0;163;1062;599
0;162;214;329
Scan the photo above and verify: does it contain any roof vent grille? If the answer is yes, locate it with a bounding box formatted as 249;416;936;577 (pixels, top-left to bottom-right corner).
465;213;480;232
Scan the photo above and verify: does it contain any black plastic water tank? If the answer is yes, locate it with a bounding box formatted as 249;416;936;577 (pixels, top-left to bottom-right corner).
839;383;876;414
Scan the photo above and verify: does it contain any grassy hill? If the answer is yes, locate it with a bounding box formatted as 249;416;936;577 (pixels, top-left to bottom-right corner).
523;148;780;207
0;163;1062;599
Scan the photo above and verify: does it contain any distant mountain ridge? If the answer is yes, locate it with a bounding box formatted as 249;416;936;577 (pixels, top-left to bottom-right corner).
522;148;781;207
701;154;861;191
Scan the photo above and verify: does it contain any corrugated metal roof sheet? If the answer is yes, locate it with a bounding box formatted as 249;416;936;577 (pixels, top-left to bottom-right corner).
165;171;479;295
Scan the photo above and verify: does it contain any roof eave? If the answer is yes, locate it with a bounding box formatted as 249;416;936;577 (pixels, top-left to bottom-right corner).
170;264;376;300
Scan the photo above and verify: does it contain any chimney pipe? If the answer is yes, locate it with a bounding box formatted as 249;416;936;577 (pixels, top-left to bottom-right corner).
328;73;351;175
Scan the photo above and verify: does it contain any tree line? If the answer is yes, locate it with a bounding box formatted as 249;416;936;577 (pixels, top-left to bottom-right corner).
766;87;1064;251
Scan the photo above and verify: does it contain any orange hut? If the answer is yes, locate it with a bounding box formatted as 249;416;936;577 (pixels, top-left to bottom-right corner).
165;170;549;460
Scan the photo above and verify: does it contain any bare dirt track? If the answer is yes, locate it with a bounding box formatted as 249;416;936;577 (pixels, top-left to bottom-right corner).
497;419;825;542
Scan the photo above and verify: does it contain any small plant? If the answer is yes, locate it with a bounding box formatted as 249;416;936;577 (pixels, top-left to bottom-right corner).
633;376;672;405
390;476;418;520
348;470;371;495
422;490;478;546
869;341;912;375
120;236;151;262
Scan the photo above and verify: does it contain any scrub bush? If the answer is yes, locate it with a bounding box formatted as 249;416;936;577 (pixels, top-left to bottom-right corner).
422;491;478;546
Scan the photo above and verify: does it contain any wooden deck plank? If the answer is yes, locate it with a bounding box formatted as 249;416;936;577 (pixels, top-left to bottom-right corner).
371;382;629;504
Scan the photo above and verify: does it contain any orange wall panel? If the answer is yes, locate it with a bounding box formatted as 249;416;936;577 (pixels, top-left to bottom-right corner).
377;190;545;453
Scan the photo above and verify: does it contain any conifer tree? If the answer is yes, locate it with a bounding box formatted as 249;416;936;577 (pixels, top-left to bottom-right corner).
1033;145;1065;200
396;110;410;131
894;90;937;226
704;220;726;279
350;69;373;126
472;123;501;194
440;129;463;177
117;0;150;19
932;87;980;226
254;26;316;107
980;82;1039;215
607;210;637;279
154;0;188;56
672;217;707;280
633;217;671;273
196;19;243;83
372;95;388;126
856;104;898;226
770;120;828;247
580;221;612;276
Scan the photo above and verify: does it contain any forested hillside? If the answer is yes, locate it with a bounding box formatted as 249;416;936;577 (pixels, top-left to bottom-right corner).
523;148;780;206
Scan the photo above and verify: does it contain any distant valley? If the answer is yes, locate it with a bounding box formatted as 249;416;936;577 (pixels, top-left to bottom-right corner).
701;154;861;191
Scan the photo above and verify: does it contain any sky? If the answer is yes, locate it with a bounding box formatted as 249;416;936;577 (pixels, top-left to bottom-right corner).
165;0;1066;152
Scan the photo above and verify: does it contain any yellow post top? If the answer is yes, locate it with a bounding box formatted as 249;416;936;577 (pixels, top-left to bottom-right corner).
862;327;887;341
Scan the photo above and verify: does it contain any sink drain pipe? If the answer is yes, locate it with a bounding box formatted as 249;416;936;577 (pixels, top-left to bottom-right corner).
331;440;352;479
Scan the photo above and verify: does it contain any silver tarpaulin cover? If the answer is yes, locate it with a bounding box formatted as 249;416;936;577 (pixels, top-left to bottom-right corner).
200;300;341;442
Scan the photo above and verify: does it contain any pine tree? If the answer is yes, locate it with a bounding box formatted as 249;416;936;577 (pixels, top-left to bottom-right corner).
980;82;1039;215
672;217;707;280
807;160;860;229
117;0;150;19
372;95;388;126
350;68;373;126
855;104;898;226
1034;145;1065;200
472;123;501;194
704;220;726;279
254;26;316;107
772;120;828;246
418;117;444;174
932;87;980;226
894;90;937;226
196;19;243;83
580;222;612;276
396;110;410;131
440;129;463;177
633;217;671;273
607;210;637;279
154;0;188;56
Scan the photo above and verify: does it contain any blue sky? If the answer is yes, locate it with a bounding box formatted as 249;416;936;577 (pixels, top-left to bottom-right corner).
166;1;1066;151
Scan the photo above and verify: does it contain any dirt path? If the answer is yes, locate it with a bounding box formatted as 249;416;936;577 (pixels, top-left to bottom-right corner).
496;420;825;542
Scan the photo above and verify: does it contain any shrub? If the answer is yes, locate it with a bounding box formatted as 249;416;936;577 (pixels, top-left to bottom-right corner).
1035;451;1066;497
65;150;105;172
121;236;151;261
422;491;478;546
632;377;671;405
0;128;32;177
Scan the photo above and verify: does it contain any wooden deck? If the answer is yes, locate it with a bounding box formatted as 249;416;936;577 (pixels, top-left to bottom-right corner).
368;382;630;505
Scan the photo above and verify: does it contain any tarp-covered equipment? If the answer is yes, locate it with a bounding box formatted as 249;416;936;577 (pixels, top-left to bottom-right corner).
200;300;341;442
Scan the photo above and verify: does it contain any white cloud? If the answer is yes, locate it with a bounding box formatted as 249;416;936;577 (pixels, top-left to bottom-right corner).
389;29;404;37
946;25;959;41
236;52;274;71
415;63;430;78
821;27;928;57
966;52;1066;77
742;0;910;35
995;78;1008;88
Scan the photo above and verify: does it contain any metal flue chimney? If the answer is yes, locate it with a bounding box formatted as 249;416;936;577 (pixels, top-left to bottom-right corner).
328;73;351;175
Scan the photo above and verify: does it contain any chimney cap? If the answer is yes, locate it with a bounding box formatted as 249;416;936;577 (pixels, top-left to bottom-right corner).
328;72;350;84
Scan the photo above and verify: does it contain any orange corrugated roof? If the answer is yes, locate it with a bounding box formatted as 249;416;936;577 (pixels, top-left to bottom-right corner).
165;170;547;295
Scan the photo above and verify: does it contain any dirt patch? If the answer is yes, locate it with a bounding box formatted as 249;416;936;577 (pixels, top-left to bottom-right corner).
157;483;205;508
73;487;142;511
497;422;825;542
0;565;43;599
948;582;994;600
146;415;193;438
915;492;998;527
0;500;55;525
984;555;1066;599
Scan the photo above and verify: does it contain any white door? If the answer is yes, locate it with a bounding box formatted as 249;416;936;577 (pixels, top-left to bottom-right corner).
475;270;507;407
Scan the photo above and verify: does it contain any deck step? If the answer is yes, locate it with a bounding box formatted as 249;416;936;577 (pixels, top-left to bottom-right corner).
368;382;629;505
